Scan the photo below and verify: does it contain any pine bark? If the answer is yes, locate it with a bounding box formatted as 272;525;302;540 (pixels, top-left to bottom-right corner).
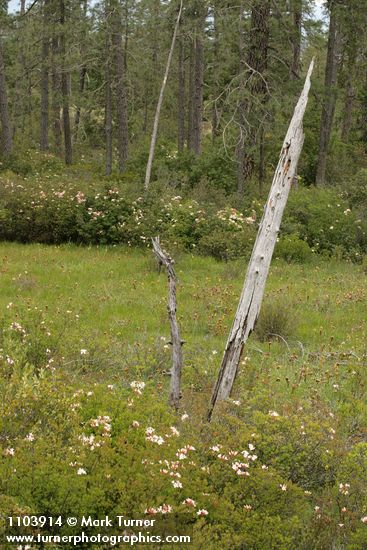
105;2;113;176
237;0;270;195
315;0;340;185
60;0;72;164
111;0;128;173
0;36;13;155
51;36;62;157
74;0;88;143
290;0;302;79
40;0;50;151
177;31;185;151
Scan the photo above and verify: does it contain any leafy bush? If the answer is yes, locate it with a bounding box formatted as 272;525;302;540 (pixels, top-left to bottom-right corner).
275;234;313;263
283;186;367;261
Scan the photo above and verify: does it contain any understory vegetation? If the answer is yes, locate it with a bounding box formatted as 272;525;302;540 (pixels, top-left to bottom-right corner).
0;151;366;264
0;244;366;549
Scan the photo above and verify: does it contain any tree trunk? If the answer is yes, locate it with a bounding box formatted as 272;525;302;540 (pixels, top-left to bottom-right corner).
187;39;195;150
74;0;88;143
341;67;355;143
40;0;50;151
51;36;62;157
152;237;184;410
105;2;113;176
177;31;185;151
211;3;220;141
60;0;72;164
145;0;183;189
315;0;340;185
111;0;128;173
237;0;270;194
11;0;26;138
208;59;314;420
192;29;204;155
290;0;302;79
0;36;13;155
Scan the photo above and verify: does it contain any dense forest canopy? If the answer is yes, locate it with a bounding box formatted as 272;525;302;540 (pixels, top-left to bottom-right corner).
0;0;366;190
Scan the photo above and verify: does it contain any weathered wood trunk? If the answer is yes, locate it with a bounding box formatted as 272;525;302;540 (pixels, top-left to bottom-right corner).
208;59;314;420
144;0;183;189
152;238;184;410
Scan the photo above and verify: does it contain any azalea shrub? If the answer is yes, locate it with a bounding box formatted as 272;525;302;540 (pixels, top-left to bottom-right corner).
283;187;367;261
0;169;367;262
1;313;367;549
0;180;257;260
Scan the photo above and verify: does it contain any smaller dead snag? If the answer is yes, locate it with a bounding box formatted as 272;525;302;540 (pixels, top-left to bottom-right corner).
152;237;183;410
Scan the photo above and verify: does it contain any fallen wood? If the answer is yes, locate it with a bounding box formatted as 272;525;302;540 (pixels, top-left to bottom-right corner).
208;58;315;420
152;237;183;410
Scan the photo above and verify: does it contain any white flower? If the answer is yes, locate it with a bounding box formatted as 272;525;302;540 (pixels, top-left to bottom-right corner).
197;509;208;516
268;410;280;417
280;484;287;491
243;505;252;511
132;421;140;428
249;443;255;451
24;433;35;442
361;516;367;524
77;468;87;475
170;426;180;436
181;413;189;421
339;483;350;495
80;349;88;355
130;380;146;395
172;480;183;489
4;448;15;456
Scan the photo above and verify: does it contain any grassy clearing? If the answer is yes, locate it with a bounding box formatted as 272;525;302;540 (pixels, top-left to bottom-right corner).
0;242;365;394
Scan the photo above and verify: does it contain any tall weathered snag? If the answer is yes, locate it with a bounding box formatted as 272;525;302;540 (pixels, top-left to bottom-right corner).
145;0;183;189
152;237;183;410
208;59;315;420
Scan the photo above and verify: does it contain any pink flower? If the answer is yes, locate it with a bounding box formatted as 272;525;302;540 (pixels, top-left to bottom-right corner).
182;498;196;507
361;517;367;524
145;508;158;515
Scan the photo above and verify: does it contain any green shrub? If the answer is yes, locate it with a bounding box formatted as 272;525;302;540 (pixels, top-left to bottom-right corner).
275;234;313;263
283;186;367;261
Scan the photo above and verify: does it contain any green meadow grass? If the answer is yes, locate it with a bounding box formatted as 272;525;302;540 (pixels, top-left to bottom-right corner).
0;242;365;416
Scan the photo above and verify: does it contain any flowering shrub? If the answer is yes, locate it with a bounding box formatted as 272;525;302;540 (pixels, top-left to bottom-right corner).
283;187;367;261
1;309;367;549
0;181;257;260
